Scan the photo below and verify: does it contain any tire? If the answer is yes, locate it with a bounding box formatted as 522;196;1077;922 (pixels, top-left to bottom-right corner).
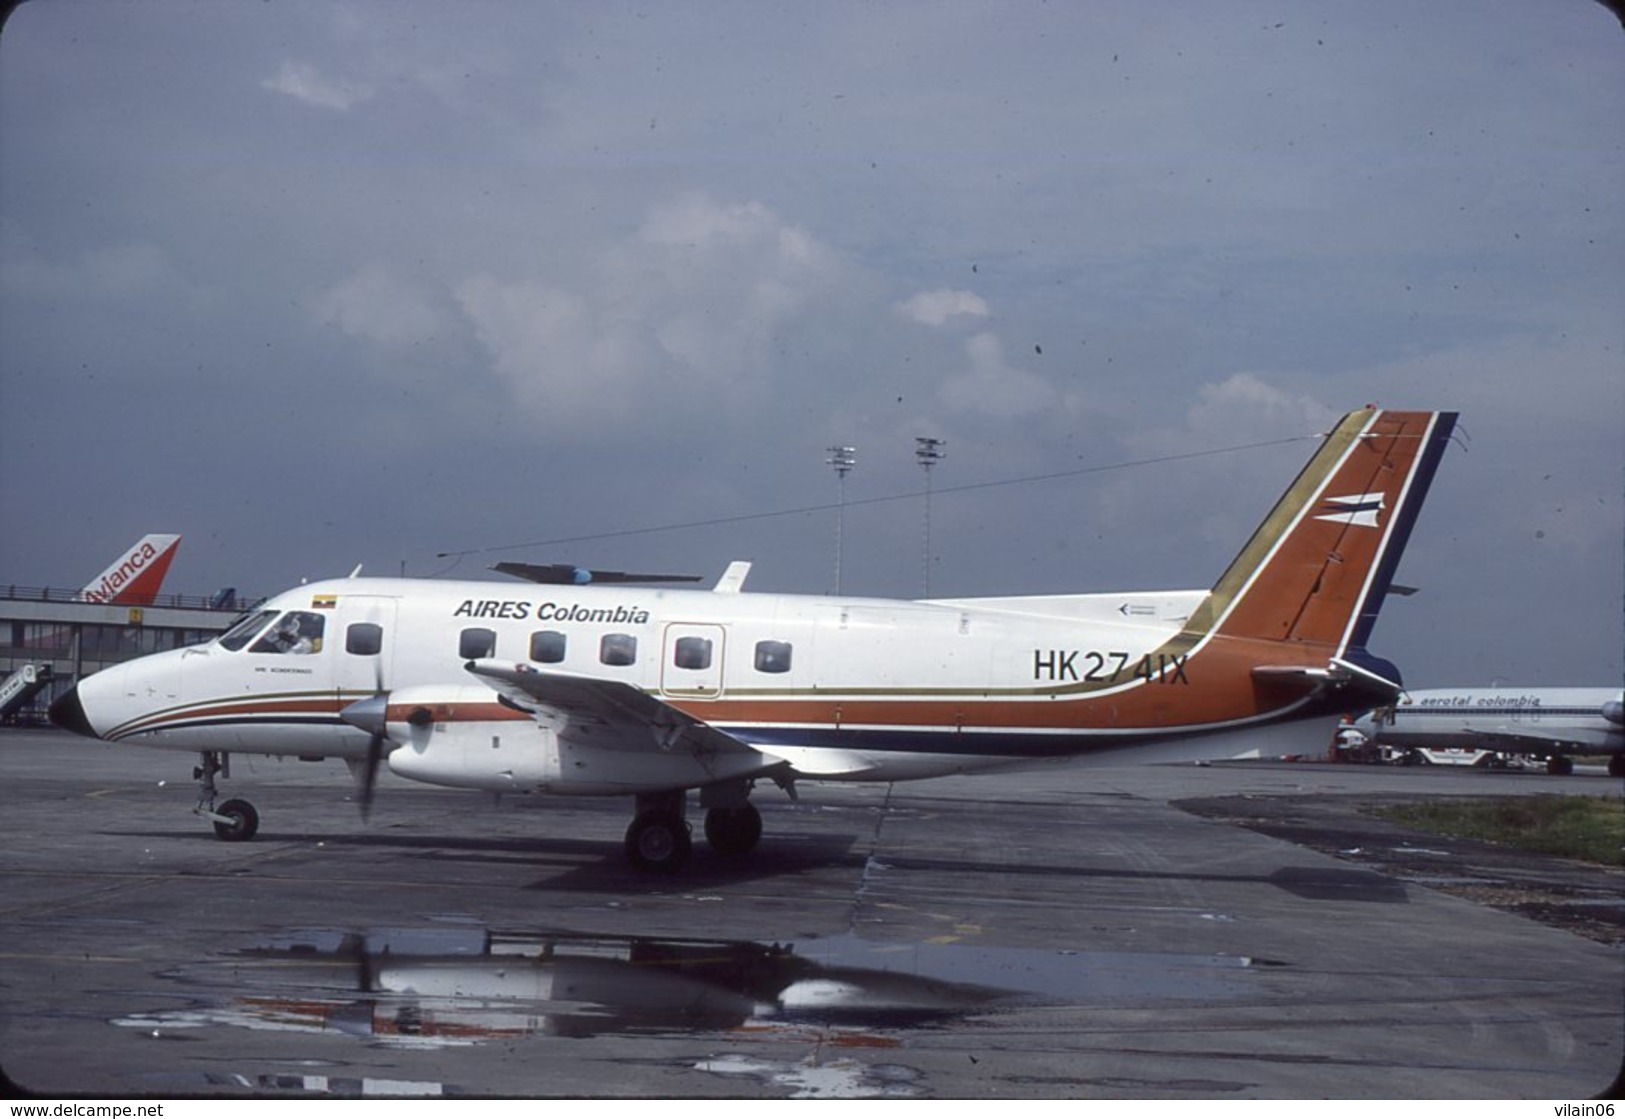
212;798;260;842
625;810;692;872
704;803;763;856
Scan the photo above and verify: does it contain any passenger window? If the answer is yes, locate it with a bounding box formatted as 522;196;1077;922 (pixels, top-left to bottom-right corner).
754;640;792;674
673;636;712;671
346;623;383;656
459;627;497;659
600;633;637;667
530;630;567;664
250;612;325;655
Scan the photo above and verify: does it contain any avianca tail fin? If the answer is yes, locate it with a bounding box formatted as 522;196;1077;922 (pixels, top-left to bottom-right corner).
79;534;182;605
1184;409;1455;672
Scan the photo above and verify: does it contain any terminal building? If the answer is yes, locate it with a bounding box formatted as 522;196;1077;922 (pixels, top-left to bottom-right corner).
0;584;252;724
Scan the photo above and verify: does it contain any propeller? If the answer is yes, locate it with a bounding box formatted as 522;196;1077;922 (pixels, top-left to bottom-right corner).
339;657;389;821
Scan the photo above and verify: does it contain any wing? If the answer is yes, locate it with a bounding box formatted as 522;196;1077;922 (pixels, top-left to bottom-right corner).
464;658;769;762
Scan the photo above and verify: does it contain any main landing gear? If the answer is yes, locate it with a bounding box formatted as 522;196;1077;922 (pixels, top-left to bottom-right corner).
623;785;764;872
193;750;259;842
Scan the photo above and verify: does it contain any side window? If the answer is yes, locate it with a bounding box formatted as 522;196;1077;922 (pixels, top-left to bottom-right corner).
600;633;638;667
346;623;383;656
673;636;712;671
250;612;325;655
530;630;567;664
754;640;793;674
459;627;497;659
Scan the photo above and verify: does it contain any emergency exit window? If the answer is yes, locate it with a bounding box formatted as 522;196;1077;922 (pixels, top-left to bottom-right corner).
673;636;712;670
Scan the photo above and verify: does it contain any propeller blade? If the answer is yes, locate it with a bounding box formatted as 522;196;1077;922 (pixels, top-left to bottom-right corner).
358;731;384;822
340;654;390;822
492;562;702;586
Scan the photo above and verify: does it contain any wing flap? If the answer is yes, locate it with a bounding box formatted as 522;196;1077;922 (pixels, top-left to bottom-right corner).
750;744;882;777
465;659;764;760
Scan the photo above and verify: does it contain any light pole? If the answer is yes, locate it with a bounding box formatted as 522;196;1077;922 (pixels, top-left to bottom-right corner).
826;446;856;594
914;436;945;597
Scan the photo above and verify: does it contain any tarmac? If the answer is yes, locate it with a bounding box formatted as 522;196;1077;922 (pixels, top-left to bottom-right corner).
1;726;1620;1099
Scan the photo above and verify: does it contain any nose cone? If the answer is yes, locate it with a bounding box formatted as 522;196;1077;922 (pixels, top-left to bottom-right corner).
49;686;99;739
340;693;389;737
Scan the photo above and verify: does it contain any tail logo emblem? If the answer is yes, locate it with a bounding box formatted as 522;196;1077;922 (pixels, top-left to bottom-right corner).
1315;492;1384;527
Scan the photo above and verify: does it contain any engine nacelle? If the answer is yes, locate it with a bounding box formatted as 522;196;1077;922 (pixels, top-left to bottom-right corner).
383;685;562;793
1602;699;1624;727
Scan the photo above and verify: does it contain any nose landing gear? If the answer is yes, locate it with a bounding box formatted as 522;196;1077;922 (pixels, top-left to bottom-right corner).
193;750;260;841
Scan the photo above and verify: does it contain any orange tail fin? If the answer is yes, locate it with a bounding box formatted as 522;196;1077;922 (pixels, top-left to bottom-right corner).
1187;409;1456;670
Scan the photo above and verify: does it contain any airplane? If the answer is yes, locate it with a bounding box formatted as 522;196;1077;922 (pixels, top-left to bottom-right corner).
78;533;183;605
3;534;183;722
1353;688;1625;776
49;408;1457;871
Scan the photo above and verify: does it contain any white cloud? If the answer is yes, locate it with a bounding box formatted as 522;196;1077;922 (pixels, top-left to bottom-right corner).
315;265;446;348
455;194;847;424
1182;373;1339;445
939;331;1059;419
894;289;989;326
0;236;184;303
263;61;372;111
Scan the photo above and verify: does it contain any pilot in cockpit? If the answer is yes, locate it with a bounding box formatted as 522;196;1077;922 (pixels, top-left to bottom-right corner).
274;615;313;654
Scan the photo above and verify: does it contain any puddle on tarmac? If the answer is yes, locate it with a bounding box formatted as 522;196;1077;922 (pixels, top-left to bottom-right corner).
113;926;1264;1048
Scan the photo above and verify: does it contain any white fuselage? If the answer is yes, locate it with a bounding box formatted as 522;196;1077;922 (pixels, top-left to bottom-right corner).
1356;688;1624;757
70;574;1325;793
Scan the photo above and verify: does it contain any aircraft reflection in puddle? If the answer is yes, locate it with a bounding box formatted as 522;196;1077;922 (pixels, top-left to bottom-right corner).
115;927;1261;1048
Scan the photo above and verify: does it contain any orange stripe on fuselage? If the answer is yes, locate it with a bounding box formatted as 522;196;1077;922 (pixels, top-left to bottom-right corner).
661;633;1319;732
383;700;530;724
111;693;352;739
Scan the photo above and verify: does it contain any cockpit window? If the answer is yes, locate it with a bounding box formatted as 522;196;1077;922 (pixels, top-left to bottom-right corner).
249;611;325;655
218;610;278;652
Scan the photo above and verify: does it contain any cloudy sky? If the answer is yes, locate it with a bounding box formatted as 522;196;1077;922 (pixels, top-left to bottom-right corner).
2;0;1620;686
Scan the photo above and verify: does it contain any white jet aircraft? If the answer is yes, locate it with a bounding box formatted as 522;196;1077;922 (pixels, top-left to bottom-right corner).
1355;688;1625;776
51;409;1457;871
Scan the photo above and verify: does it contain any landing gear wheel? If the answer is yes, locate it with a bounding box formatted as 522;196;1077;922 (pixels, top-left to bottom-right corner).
1546;755;1574;776
625;810;691;872
704;803;763;856
212;798;260;842
1610;755;1625;779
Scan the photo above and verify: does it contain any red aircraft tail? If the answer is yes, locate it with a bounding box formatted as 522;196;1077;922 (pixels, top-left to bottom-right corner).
79;534;182;606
